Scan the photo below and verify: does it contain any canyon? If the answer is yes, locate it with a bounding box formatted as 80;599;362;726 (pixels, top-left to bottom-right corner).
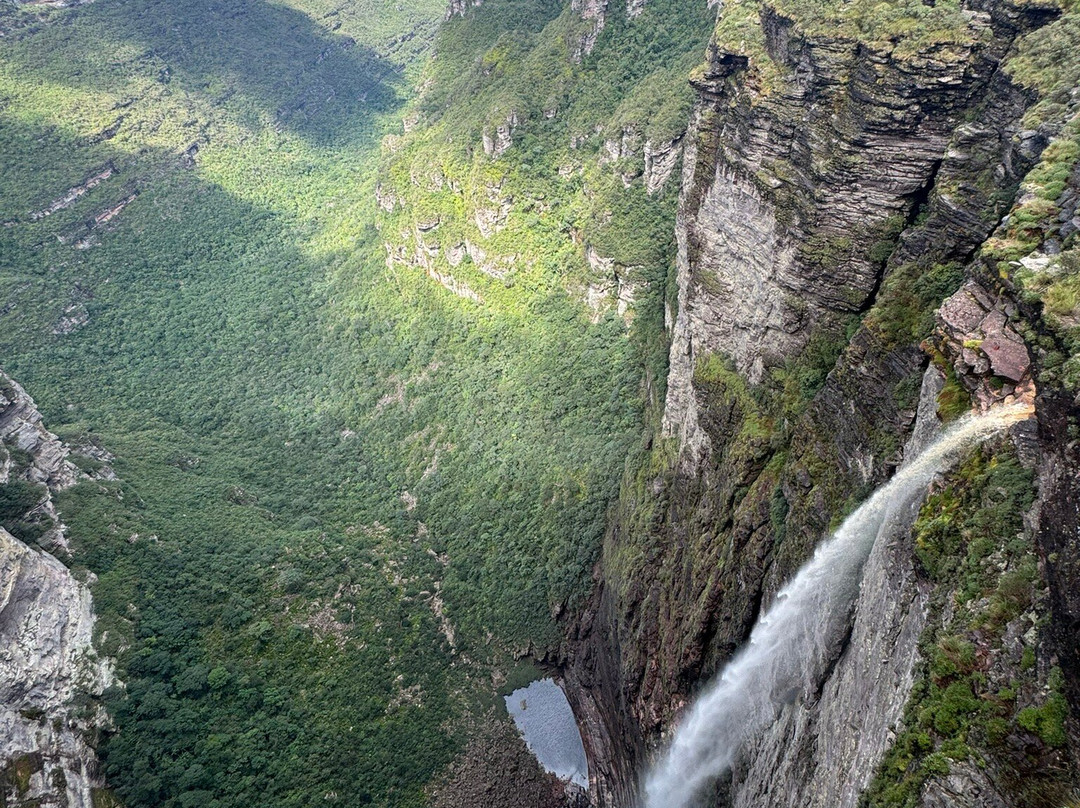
557;0;1080;805
2;0;1079;806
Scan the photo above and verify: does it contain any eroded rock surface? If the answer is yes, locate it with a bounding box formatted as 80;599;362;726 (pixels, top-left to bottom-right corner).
1;528;110;808
571;0;609;60
0;374;79;552
563;1;1072;806
932;279;1036;408
0;370;112;808
445;0;483;19
728;367;943;808
663;0;1053;447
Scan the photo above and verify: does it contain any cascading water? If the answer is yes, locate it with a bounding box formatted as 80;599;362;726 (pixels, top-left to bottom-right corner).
642;405;1031;808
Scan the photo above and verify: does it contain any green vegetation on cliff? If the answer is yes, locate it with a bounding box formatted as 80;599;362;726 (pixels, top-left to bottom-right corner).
862;445;1072;808
709;0;998;92
6;0;1080;803
582;0;1080;799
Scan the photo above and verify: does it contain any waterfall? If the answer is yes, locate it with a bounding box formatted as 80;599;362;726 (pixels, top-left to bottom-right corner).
642;405;1030;808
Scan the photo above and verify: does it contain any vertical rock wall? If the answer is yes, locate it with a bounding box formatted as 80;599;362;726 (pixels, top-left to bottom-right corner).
0;373;112;808
564;0;1073;805
664;0;1052;449
727;367;943;808
1;528;110;808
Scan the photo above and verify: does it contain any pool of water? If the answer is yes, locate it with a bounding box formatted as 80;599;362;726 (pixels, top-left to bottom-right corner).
504;678;589;788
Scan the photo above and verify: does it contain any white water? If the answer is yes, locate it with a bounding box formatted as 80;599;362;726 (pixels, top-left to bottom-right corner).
643;406;1029;808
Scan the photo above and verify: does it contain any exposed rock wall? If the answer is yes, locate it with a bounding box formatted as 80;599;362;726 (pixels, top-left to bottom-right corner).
1029;389;1080;776
562;578;645;808
445;0;483;18
643;137;682;195
664;0;1053;440
0;371;111;808
0;374;79;552
563;0;1075;806
571;0;609;60
0;528;110;808
728;368;939;807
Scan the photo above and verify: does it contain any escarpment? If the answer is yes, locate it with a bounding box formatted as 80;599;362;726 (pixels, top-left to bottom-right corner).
664;0;1057;449
0;372;113;808
563;0;1080;805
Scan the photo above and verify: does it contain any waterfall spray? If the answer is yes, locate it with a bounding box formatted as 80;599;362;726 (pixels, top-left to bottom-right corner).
642;405;1031;808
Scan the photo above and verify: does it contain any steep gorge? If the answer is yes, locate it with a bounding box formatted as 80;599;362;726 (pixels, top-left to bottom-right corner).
4;0;1080;805
346;0;1080;803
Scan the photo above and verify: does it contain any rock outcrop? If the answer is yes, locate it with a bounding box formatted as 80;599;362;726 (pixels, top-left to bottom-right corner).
0;374;79;553
642;137;682;195
1;528;110;808
445;0;483;18
931;279;1036;410
663;0;1056;447
483;111;519;158
571;0;609;60
0;377;78;489
0;371;112;808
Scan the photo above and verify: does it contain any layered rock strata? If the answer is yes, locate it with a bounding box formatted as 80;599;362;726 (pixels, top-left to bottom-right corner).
663;0;1055;456
0;375;79;552
563;1;1071;806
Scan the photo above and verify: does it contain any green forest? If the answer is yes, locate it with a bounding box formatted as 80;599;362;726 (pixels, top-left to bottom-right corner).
0;0;713;805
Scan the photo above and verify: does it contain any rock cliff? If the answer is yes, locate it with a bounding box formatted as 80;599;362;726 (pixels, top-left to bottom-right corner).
0;372;112;808
0;528;110;808
726;366;945;808
562;0;1080;805
4;0;1080;804
0;375;79;553
664;0;1054;453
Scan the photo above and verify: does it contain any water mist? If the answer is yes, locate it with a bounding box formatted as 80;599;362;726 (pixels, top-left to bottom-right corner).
642;406;1030;808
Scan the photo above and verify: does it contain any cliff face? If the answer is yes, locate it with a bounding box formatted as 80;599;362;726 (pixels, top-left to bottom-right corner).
4;0;1079;804
664;0;1052;455
0;376;80;552
0;528;109;808
0;373;112;808
563;0;1080;804
727;366;944;808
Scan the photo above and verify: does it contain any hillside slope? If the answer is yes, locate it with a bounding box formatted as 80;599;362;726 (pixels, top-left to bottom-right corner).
0;0;659;805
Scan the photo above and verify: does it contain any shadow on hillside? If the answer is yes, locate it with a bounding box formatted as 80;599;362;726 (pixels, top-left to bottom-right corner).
7;0;405;145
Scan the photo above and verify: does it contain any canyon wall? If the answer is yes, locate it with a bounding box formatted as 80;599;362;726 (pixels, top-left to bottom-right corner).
0;373;112;808
563;0;1080;804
